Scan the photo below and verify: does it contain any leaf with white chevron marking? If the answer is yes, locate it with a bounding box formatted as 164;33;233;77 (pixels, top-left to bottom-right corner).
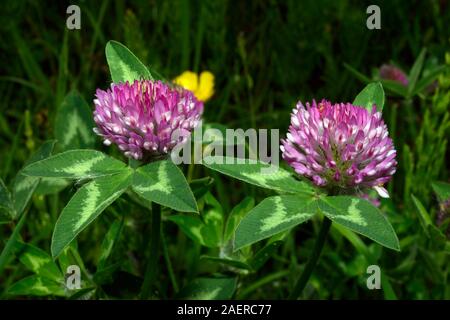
51;170;132;258
22;150;127;179
132;160;198;213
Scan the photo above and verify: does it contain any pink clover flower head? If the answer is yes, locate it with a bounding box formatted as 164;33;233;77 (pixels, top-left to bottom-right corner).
281;99;396;197
93;80;203;161
379;64;408;86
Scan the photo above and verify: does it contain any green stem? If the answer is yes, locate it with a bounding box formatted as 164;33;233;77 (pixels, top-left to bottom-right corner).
288;217;332;300
161;228;179;293
187;163;195;182
140;202;161;299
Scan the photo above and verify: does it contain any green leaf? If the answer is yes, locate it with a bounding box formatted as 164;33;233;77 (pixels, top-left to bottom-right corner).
68;287;96;300
12;140;56;218
427;224;447;250
379;79;408;97
224;197;255;243
234;195;317;249
249;240;284;270
55;91;96;151
0;210;28;274
203;191;224;213
94;262;121;285
318;196;400;251
190;177;214;199
55;244;78;277
132;159;198;213
51;170;132;258
55;29;69;108
177;276;237;300
97;218;124;270
34;177;71;196
332;223;371;258
168;209;223;248
203;156;315;195
408;48;426;96
13;242;63;282
411;194;432;237
22;149;127;179
167;192;223;247
0;178;12;208
332;224;397;298
11;28;50;91
0;178;13;220
432;181;450;202
7;275;65;297
381;271;398;300
412;65;447;95
105;40;152;83
338;253;368;277
352;82;385;112
411;194;447;250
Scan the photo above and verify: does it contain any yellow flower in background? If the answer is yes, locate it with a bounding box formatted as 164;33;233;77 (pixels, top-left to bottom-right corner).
173;71;215;102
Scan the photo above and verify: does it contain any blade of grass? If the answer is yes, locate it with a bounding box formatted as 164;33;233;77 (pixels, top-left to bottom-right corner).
0;210;28;275
0;77;46;94
11;27;50;92
2;118;24;180
412;65;447;96
407;48;426;97
55;29;69;111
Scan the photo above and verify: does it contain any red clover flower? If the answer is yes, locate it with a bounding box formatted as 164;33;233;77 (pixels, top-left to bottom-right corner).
281;100;397;197
93;80;203;161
